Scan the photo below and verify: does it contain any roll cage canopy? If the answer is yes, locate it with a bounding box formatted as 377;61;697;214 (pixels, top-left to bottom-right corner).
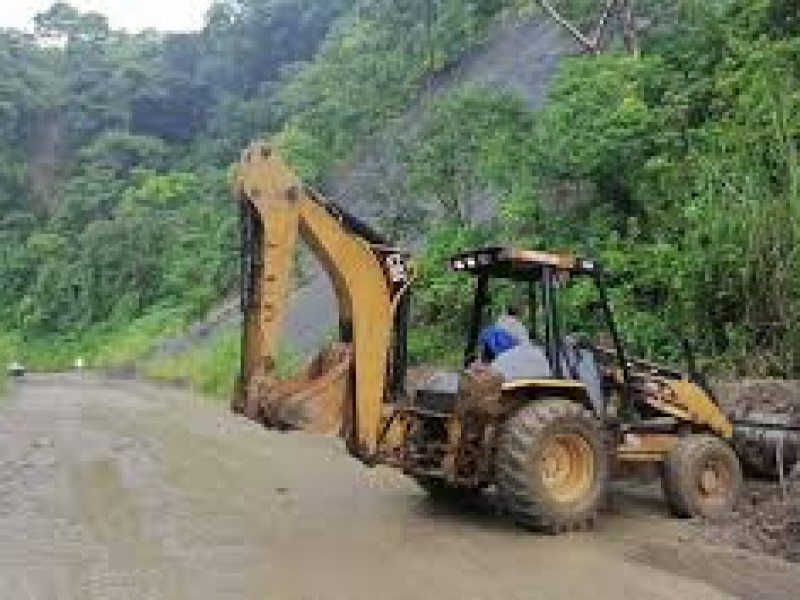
449;246;602;280
450;246;632;417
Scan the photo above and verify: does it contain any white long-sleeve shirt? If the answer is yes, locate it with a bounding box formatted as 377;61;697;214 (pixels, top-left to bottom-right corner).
495;314;531;345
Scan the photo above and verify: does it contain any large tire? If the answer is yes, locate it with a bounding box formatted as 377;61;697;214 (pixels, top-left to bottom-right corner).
496;399;609;532
662;434;743;519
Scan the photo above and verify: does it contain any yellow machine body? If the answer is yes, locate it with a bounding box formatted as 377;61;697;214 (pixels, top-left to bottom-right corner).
232;142;410;458
231;141;738;480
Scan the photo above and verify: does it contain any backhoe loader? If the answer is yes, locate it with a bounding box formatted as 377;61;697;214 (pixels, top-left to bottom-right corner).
232;141;800;531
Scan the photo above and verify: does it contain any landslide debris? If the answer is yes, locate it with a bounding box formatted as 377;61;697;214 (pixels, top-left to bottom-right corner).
714;379;800;423
695;469;800;563
697;380;800;563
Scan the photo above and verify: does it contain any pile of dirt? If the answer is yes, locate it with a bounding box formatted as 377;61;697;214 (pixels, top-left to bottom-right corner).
713;379;800;478
695;470;800;563
694;380;800;563
713;379;800;421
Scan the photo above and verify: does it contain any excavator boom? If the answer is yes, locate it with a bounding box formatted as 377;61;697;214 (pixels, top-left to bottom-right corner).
232;142;412;459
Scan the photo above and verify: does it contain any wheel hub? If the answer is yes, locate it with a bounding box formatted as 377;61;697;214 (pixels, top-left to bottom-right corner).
539;433;594;503
698;459;731;498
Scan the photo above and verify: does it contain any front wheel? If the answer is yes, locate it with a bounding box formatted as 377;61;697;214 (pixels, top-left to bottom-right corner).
496;399;609;533
662;434;743;519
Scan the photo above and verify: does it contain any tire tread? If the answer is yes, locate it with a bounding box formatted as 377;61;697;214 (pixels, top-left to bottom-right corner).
663;434;742;519
497;398;608;532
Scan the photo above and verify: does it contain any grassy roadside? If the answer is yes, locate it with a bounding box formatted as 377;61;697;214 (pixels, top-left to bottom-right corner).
138;328;241;400
138;329;302;401
0;303;304;403
0;331;15;396
0;312;231;400
0;321;238;401
0;307;190;373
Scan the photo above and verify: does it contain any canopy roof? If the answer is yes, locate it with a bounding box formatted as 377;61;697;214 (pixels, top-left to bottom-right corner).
448;246;600;279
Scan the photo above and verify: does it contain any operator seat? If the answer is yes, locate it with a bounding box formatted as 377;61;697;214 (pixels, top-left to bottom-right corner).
562;335;605;416
490;335;605;417
490;341;552;380
414;337;605;417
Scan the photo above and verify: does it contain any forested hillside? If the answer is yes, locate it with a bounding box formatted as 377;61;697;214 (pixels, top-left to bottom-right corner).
0;0;360;368
406;0;800;375
0;1;798;390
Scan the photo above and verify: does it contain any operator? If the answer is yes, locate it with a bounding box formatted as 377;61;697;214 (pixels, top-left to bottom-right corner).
495;305;531;346
479;304;532;361
473;303;552;382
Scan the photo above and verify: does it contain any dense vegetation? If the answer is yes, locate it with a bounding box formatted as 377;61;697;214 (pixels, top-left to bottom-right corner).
0;0;519;387
407;1;800;375
0;0;357;370
0;0;798;394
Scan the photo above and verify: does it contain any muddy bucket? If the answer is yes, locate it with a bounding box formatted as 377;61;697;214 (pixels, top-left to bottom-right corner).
240;343;353;435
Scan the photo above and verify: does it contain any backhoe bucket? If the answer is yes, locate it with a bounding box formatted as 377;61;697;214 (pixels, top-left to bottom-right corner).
237;343;353;435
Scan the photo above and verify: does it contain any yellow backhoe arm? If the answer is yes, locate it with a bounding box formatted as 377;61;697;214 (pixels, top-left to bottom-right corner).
231;142;411;459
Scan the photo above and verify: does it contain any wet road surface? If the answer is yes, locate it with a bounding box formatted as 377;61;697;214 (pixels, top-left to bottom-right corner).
1;375;799;600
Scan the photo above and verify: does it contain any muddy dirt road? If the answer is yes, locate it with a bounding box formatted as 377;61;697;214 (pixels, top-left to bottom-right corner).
1;375;799;600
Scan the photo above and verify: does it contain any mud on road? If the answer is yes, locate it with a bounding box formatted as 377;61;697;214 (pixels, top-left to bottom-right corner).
1;375;799;600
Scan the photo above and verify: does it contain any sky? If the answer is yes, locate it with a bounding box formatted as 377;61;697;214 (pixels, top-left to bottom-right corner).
2;1;214;33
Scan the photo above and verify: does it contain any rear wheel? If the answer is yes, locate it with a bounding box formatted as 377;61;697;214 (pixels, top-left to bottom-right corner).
496;399;608;532
662;434;743;519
